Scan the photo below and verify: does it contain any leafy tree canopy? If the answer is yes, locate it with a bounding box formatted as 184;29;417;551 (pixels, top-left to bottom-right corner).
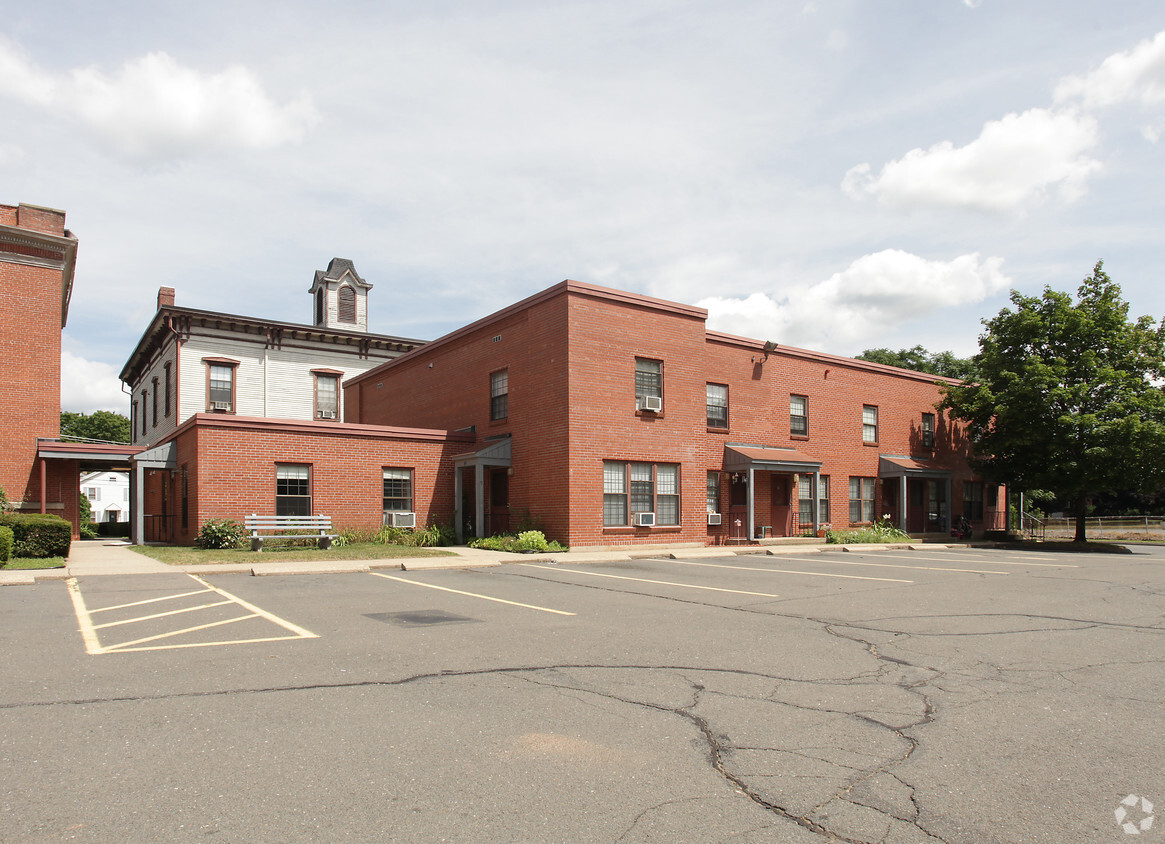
941;262;1165;542
60;410;131;444
856;345;976;380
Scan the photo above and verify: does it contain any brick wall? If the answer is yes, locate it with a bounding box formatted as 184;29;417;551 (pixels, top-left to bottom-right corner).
348;280;999;548
0;204;71;524
144;415;473;544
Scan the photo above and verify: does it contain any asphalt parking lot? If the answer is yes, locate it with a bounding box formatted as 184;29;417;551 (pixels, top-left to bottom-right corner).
2;545;1162;843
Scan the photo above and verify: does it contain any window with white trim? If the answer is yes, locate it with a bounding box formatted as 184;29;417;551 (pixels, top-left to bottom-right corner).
276;464;311;516
490;369;509;421
635;358;662;408
706;384;728;428
791;395;808;436
862;405;878;443
849;477;875;523
603;461;680;526
209;365;234;411
921;413;935;448
707;471;721;514
383;468;413;513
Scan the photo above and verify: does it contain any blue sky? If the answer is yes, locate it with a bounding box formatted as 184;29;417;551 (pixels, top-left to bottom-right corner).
2;1;1163;413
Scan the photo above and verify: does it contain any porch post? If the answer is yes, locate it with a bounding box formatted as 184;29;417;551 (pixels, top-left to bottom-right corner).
131;460;144;545
474;463;485;539
454;467;464;545
747;467;755;541
39;458;46;514
945;477;953;532
899;476;907;531
813;470;821;533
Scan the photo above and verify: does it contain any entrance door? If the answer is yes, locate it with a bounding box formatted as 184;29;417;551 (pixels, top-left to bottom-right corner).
769;475;792;537
487;469;510;536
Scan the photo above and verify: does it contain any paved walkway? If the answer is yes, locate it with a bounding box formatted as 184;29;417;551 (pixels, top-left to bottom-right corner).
0;536;966;585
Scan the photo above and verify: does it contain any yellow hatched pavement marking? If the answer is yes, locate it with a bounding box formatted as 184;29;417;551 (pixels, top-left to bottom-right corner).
657;558;913;583
519;565;781;598
67;574;318;655
371;572;576;615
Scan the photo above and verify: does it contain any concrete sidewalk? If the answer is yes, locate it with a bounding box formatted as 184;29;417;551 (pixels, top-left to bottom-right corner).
1;536;969;585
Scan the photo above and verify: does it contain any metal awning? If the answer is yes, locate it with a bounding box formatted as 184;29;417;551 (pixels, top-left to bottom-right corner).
37;439;144;470
878;455;952;479
724;444;822;474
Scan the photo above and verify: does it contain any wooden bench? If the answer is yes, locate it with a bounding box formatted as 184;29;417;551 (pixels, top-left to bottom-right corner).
245;514;337;552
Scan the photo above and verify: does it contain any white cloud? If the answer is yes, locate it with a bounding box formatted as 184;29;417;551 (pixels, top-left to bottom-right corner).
843;107;1101;212
0;41;318;161
1054;30;1165;108
61;349;129;414
699;250;1010;351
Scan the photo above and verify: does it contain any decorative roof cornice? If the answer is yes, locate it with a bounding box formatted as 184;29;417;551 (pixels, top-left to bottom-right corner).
0;222;78;328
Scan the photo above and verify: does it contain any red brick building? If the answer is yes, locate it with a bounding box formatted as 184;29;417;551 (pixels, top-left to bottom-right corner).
0;203;83;528
345;281;1002;548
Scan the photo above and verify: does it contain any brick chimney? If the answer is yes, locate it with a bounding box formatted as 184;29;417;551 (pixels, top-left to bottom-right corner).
157;287;175;310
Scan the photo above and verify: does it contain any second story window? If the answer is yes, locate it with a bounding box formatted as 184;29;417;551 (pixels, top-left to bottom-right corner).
635;358;662;412
790;395;808;437
706;384;728;428
164;362;172;417
205;358;238;413
862;405;878;443
141;390;148;434
490;369;509;421
315;373;339;420
151;377;159;427
922;413;935;448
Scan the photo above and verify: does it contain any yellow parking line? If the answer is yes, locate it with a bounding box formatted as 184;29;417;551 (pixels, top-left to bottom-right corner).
88;588;214;613
660;558;913;583
103;614;260;651
66;578;104;655
519;565;781;598
92;600;235;630
371;572;576;615
878;552;1076;568
797;556;1009;575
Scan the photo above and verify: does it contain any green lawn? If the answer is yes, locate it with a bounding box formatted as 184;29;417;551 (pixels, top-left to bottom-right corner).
1;557;66;570
129;542;455;566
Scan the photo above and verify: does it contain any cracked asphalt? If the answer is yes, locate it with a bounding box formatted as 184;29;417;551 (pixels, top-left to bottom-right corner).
1;545;1162;842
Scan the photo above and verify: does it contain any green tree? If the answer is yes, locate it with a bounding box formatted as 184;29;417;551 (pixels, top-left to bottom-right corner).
60;410;131;443
856;345;976;380
941;262;1165;542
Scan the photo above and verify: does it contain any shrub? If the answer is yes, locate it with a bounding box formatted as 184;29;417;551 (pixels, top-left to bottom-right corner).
825;515;911;544
469;530;566;553
97;521;131;538
0;526;13;563
195;518;246;550
0;514;72;558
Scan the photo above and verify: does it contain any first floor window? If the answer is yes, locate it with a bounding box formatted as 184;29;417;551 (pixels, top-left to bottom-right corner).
383;468;413;512
276;464;311;516
963;482;984;521
796;476;830;525
849;477;875;523
707;471;721;514
603;461;680;526
818;475;831;524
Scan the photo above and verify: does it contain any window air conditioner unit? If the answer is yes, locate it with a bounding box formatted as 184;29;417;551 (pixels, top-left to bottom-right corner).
317;410;337;419
707;513;722;526
634;512;656;527
210;401;231;411
388;512;416;529
641;395;663;413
